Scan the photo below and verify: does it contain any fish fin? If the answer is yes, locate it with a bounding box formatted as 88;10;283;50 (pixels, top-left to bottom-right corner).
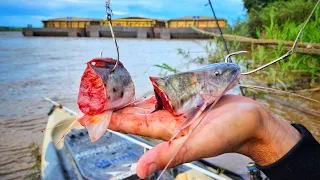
199;93;219;104
56;118;79;145
56;112;90;145
76;111;92;126
157;84;232;180
85;110;113;142
169;92;216;141
169;101;207;141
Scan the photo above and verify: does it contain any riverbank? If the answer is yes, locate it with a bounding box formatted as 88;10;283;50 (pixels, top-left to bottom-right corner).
22;26;220;39
0;26;22;32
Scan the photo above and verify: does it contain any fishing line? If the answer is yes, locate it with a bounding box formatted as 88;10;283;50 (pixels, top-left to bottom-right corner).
99;49;103;58
239;85;320;118
105;0;120;72
239;85;320;104
41;119;74;132
206;0;230;61
224;51;248;62
241;0;320;75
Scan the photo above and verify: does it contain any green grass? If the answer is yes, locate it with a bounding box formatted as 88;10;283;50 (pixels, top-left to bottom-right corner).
24;143;41;180
154;63;180;77
248;6;320;89
0;26;22;32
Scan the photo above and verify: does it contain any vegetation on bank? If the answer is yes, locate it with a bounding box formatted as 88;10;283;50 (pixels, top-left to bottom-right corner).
157;0;319;90
223;0;320;89
24;143;41;180
0;26;22;31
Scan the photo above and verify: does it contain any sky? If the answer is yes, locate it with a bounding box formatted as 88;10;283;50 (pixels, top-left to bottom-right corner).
0;0;247;27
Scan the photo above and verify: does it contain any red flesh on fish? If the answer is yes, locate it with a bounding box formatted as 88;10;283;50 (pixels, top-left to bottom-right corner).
57;58;135;143
78;59;109;116
149;77;174;114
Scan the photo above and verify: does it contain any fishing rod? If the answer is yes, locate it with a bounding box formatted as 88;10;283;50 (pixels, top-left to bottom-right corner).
206;0;230;61
43;97;229;180
206;0;246;97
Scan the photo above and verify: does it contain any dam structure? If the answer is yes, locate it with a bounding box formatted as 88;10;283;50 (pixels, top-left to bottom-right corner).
23;16;226;39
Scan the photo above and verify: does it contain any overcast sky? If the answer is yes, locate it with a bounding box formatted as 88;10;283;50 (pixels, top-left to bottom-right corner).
0;0;247;27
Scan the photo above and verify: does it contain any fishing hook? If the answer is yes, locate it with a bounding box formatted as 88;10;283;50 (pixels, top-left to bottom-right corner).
242;0;320;75
224;51;248;63
223;51;248;97
99;49;103;58
105;0;120;72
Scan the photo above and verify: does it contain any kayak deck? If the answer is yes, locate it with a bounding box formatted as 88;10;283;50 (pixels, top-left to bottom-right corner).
42;102;243;180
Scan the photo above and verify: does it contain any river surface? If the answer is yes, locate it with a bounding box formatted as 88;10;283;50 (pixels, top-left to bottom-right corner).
0;32;319;179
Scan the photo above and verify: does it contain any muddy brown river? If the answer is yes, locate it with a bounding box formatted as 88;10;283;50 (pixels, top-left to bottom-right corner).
0;32;319;179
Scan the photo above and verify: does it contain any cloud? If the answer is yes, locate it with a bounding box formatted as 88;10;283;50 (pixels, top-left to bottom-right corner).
112;11;128;16
0;0;246;27
31;16;55;20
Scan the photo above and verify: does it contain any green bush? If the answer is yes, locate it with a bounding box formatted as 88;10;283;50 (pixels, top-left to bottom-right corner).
155;0;319;90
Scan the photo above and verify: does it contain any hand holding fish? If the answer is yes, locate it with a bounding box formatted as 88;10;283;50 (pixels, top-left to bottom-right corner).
108;94;301;179
62;57;302;179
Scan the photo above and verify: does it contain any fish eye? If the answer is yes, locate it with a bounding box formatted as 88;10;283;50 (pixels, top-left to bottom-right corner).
214;71;220;76
91;62;96;66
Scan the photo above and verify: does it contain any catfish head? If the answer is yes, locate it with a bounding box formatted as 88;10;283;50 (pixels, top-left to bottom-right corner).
59;57;136;142
78;58;135;116
150;62;241;115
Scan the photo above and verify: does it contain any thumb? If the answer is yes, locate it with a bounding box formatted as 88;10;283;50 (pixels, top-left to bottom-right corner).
136;136;199;179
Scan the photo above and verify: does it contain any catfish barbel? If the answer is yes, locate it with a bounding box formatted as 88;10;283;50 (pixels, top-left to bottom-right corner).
150;62;241;140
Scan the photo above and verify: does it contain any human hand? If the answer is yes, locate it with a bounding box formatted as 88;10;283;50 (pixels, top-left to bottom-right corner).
108;94;301;178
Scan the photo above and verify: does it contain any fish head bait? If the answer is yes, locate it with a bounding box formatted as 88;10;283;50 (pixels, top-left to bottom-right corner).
78;58;135;116
59;57;136;142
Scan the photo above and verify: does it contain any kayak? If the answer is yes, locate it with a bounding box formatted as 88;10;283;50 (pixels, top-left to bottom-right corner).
41;98;244;180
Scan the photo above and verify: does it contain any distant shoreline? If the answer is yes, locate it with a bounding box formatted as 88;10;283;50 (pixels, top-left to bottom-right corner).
0;26;23;32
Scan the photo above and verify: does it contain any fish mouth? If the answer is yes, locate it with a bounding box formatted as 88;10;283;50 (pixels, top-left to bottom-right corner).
234;68;241;80
149;77;174;114
225;67;241;91
230;65;241;81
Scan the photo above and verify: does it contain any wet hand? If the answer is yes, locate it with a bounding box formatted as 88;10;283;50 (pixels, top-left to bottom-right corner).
109;94;301;178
